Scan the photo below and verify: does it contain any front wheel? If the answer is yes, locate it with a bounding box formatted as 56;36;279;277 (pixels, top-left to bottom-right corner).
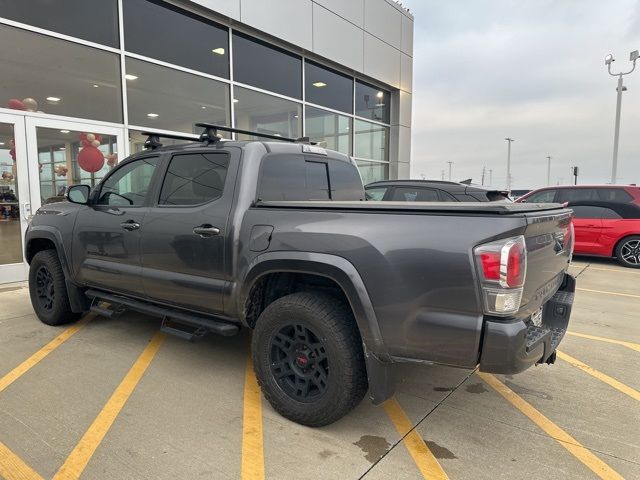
29;250;80;325
615;235;640;268
251;292;368;427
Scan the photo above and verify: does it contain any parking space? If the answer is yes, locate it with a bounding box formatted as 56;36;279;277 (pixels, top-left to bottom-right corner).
1;259;639;480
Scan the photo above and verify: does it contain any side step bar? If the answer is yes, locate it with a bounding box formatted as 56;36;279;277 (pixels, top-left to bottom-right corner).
85;289;239;340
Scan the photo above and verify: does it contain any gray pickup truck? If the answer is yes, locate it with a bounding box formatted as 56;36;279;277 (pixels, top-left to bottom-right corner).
25;125;575;426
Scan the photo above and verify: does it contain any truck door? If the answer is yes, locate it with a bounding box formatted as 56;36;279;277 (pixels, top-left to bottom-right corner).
72;155;161;295
140;150;238;314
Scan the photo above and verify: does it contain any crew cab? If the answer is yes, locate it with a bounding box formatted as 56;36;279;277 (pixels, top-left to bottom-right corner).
25;124;576;426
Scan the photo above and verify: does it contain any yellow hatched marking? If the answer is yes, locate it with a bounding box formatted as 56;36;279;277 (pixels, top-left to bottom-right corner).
556;351;640;402
0;317;92;394
0;441;43;480
567;331;640;353
479;372;623;480
383;398;449;480
52;332;165;480
241;357;264;480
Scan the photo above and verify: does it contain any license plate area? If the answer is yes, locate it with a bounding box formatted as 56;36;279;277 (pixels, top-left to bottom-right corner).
530;306;543;327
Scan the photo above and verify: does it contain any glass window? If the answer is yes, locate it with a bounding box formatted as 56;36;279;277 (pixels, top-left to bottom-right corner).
123;0;229;78
557;189;599;203
526;189;557;203
98;157;159;206
0;122;22;264
365;187;387;201
354;120;388;162
159;153;229;205
571;206;604;219
305;161;330;200
601;208;622;219
305;61;353;113
0;25;122;123
355;80;390;123
596;188;633;202
305;107;351;155
125;58;230;133
234;87;301;140
128;130;196;155
391;187;440;202
259;155;335;201
0;0;118;47
233;32;302;99
357;160;388;184
327;159;365;201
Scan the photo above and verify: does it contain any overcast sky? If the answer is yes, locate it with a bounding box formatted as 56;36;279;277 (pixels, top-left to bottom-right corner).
402;0;640;189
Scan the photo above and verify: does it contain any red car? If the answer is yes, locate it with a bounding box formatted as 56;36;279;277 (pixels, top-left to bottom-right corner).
568;201;640;268
516;184;640;206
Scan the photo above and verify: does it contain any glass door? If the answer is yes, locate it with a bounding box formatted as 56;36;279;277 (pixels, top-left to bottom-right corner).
25;117;125;212
0;113;31;283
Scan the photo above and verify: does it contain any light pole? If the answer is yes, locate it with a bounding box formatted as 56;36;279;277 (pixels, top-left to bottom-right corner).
546;156;551;185
505;138;514;191
447;161;453;181
605;50;638;184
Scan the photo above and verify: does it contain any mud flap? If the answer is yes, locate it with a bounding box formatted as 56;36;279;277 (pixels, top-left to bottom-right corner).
365;350;396;405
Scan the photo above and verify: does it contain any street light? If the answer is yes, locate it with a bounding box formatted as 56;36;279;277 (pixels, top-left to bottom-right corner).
546;156;552;186
605;49;638;184
447;161;453;181
505;138;514;191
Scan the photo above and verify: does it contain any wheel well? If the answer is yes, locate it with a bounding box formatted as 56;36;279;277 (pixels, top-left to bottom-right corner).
244;272;352;328
612;234;640;257
26;238;57;264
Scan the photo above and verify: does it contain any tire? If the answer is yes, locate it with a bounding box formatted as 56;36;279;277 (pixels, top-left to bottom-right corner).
251;291;368;427
28;250;80;326
615;235;640;268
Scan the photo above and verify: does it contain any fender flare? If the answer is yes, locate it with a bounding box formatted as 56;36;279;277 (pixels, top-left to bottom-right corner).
238;251;389;360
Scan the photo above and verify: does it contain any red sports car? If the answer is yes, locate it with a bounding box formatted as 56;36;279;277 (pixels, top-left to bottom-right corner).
569;201;640;268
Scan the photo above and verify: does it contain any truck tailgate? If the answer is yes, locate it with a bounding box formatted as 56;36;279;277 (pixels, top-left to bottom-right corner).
519;209;573;317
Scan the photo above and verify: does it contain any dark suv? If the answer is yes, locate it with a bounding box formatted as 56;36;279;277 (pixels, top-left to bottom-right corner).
365;180;510;202
517;185;640;205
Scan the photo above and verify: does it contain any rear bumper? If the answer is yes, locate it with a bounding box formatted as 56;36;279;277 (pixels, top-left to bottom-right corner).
479;273;575;374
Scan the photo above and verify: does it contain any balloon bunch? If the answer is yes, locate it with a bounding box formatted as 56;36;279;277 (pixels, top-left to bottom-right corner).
8;138;16;162
77;133;105;173
1;171;14;181
54;165;68;177
7;97;38;112
104;153;118;168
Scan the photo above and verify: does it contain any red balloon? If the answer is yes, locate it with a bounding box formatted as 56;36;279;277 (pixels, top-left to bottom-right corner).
77;146;104;172
79;132;87;141
94;134;102;143
81;139;91;147
7;99;26;110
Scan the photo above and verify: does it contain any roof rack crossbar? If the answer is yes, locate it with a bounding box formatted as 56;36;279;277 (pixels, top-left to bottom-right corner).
141;131;199;150
195;123;315;144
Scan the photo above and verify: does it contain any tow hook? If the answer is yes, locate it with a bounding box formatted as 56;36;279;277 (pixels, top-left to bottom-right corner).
545;351;557;365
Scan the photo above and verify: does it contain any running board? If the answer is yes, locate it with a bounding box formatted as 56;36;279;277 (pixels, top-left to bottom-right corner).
85;289;239;339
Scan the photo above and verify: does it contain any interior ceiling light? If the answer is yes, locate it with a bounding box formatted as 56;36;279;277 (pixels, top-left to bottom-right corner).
46;96;61;103
60;130;70;133
92;84;99;88
201;106;207;109
376;91;384;98
211;47;225;55
0;142;5;146
375;103;385;107
146;113;159;118
233;99;239;103
125;74;138;80
312;82;327;88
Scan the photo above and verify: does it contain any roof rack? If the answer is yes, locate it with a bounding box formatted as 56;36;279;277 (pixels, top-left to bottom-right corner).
141;131;199;150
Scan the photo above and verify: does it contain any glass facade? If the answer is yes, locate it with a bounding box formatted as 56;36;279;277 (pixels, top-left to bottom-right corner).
0;2;394;181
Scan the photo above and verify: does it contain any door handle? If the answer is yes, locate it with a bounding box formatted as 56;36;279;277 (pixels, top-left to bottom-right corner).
193;224;220;237
120;220;140;231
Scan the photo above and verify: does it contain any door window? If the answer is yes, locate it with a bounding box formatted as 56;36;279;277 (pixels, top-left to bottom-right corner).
557;189;598;202
159;153;229;206
571;206;604;219
526;189;557;203
391;187;440;202
365;187;387;201
600;208;622;219
97;157;159;206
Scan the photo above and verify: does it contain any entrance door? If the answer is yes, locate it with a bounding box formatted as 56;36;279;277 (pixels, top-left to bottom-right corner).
0;113;31;283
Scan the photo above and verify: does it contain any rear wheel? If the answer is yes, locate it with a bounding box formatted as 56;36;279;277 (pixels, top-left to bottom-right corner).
251;292;367;427
29;250;80;325
615;235;640;268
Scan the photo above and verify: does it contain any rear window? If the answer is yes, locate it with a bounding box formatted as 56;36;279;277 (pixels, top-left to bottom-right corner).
572;206;604;219
525;189;557;203
391;187;440;202
557;188;633;203
365;187;387;201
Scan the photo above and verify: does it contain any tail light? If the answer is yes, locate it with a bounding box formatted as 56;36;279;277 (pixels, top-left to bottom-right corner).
474;235;527;316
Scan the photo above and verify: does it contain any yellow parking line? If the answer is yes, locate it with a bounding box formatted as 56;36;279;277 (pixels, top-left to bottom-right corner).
567;331;640;353
581;265;640;274
241;357;264;480
52;332;165;480
383;397;449;480
479;372;623;480
556;351;640;402
0;316;92;394
0;441;43;480
576;287;640;299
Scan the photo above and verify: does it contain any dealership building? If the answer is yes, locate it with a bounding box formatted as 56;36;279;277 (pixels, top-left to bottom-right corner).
0;0;414;283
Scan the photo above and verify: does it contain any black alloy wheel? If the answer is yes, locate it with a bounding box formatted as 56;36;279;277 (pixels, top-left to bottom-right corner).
35;265;55;311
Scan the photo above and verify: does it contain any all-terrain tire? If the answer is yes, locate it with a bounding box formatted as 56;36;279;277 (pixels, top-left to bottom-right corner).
615;235;640;268
251;291;368;427
29;250;80;326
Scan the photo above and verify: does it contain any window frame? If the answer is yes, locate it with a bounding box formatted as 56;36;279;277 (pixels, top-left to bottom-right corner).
93;154;162;208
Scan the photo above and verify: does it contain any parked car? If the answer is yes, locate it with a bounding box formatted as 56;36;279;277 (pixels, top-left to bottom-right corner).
517;184;640;206
365;180;510;202
510;189;532;200
25;125;575;427
569;200;640;268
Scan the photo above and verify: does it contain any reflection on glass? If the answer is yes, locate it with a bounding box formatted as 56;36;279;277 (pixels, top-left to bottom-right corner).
128;130;196;154
0;25;122;123
126;58;230;134
305;61;353;113
0;122;23;264
354;120;388;162
234;87;301;140
357;160;388;184
305;106;351;155
123;0;228;78
233;32;302;99
35;128;118;204
355;80;390;123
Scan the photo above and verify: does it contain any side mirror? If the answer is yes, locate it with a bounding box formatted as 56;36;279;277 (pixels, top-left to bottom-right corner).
66;184;91;205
